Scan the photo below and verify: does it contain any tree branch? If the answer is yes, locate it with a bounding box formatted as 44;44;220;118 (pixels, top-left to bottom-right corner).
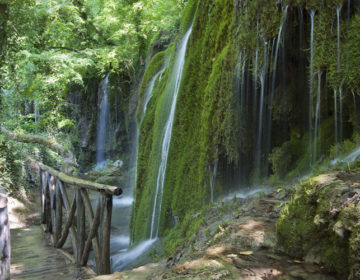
0;125;75;163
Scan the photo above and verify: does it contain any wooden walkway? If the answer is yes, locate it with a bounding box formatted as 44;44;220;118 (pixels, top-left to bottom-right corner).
11;226;86;280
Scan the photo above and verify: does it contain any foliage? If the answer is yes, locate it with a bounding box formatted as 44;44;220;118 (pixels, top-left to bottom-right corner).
0;0;186;148
0;137;25;194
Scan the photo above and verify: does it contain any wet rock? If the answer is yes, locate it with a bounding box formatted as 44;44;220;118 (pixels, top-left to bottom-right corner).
112;160;123;168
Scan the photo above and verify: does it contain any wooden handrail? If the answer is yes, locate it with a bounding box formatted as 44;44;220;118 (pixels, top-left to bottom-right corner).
38;162;122;196
37;160;122;275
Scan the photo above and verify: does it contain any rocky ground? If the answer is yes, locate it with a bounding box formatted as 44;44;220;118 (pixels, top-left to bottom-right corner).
92;173;350;280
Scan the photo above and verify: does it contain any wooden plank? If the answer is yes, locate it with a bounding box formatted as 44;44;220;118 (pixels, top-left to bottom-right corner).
57;181;78;259
80;197;101;266
100;193;112;274
39;163;122;196
76;189;85;264
54;179;63;246
80;189;101;271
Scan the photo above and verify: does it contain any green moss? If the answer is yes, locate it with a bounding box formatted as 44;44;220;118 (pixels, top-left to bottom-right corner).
277;175;360;278
132;0;360;246
163;205;210;257
136;49;170;123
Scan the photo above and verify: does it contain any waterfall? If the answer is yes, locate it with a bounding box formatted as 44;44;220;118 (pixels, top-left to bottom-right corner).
266;5;288;173
209;148;219;203
253;48;259;122
143;61;169;118
339;86;343;143
313;70;322;162
240;52;246;107
299;6;304;51
334;89;338;147
353;91;357;128
337;6;342;71
128;60;170;244
352;91;356;114
96;73;110;169
254;41;269;181
309;9;315;158
150;25;193;239
336;7;343;144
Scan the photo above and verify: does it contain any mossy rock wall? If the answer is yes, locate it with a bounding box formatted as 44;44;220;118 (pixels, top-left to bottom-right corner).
277;172;360;279
132;0;360;244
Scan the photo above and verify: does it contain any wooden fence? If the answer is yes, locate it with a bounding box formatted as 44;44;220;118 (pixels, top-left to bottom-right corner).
0;194;10;280
38;163;122;275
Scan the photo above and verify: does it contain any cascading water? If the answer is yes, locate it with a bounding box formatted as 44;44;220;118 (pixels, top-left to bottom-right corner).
334;89;338;147
313;70;322;162
209;148;219;203
111;60;171;270
353;91;357;115
309;9;315;159
253;48;259;122
337;7;343;144
240;52;246;107
254;41;269;181
337;6;342;71
150;25;193;239
111;28;193;270
143;61;169;117
266;5;288;173
96;73;110;169
339;86;343;142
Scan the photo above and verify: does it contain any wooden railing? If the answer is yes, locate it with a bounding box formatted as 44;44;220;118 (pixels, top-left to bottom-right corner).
0;194;10;280
38;162;122;275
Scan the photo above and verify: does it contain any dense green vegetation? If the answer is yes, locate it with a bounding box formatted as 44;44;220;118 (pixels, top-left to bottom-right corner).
0;0;185;165
1;0;360;277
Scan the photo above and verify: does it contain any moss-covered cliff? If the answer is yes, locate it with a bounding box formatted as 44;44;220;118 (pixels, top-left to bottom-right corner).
132;0;360;244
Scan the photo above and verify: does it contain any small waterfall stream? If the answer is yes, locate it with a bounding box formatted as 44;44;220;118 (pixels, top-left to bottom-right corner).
253;48;259;122
111;25;193;271
266;6;288;173
143;61;169;117
209;148;219;203
96;74;110;169
337;6;343;144
313;70;322;161
254;40;269;181
150;25;193;239
334;89;338;147
309;9;315;158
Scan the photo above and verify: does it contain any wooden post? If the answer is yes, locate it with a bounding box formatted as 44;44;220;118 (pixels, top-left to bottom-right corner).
100;192;112;274
40;170;46;224
57;182;78;258
54;179;63;246
80;197;101;266
76;189;85;264
49;175;56;235
45;172;52;232
81;189;101;270
0;194;10;280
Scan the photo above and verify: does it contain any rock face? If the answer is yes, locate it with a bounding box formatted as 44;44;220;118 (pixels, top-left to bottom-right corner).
277;171;360;280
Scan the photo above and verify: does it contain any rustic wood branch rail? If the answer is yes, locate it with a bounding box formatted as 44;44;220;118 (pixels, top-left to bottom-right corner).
38;162;122;274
